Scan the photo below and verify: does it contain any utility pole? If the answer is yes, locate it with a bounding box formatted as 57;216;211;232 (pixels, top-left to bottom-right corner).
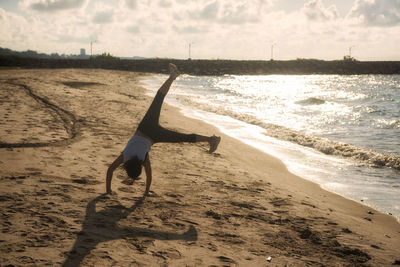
270;43;275;61
349;46;355;58
188;42;194;60
90;40;97;58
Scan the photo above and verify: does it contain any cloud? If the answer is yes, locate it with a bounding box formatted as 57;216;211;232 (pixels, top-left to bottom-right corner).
173;24;209;34
20;0;87;12
302;0;338;21
124;0;137;10
57;34;90;43
187;0;271;24
92;4;114;24
348;0;400;27
2;0;400;60
0;8;48;51
0;8;10;41
92;10;114;24
0;8;5;21
158;0;172;8
126;25;140;33
219;1;261;24
200;1;219;20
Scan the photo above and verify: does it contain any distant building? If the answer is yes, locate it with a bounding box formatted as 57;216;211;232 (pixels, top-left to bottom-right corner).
80;48;86;56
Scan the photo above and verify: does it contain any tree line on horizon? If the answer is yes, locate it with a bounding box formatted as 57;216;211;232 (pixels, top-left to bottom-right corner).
1;47;400;75
0;47;372;62
0;47;92;59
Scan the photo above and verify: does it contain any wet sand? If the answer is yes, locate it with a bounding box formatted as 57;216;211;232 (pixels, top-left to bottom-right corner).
1;69;399;266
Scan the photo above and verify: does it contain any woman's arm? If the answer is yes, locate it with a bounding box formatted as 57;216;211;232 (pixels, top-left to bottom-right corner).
106;153;124;194
143;154;152;196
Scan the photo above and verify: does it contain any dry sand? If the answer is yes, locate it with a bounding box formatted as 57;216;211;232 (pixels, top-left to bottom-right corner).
1;69;399;266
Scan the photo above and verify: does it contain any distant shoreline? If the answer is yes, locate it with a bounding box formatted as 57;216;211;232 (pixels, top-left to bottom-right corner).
1;55;400;75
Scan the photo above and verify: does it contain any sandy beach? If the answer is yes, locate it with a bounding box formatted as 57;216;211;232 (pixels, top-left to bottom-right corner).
1;69;399;266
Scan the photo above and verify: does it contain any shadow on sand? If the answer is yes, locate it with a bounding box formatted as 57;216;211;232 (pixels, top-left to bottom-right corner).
62;194;197;266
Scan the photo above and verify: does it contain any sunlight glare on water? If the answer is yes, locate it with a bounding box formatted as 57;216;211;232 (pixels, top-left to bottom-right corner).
212;75;357;136
143;74;400;220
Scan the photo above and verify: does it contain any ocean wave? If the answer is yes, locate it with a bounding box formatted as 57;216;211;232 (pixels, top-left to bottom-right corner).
177;95;400;170
295;97;326;105
376;119;400;129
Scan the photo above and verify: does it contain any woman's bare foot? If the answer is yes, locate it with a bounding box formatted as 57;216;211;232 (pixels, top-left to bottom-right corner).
169;63;180;80
209;135;221;153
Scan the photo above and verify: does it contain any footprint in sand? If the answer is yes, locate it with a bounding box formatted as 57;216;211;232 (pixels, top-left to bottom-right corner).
25;167;42;172
217;255;236;264
118;187;136;193
152;248;182;260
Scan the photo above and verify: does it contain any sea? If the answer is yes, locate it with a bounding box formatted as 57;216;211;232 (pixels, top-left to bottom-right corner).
143;74;400;221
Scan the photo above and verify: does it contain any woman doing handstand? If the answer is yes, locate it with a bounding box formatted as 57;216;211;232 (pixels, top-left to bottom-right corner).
106;64;221;196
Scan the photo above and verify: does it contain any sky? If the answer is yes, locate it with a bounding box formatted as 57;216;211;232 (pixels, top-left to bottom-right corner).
0;0;399;60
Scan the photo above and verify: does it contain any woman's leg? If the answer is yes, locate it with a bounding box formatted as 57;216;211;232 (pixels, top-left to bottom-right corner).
158;63;179;95
138;64;179;133
158;77;174;96
152;126;221;153
195;134;211;143
137;64;221;152
152;126;210;144
139;79;172;129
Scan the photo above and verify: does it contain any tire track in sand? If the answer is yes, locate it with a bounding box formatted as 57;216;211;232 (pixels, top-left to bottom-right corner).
0;80;82;148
